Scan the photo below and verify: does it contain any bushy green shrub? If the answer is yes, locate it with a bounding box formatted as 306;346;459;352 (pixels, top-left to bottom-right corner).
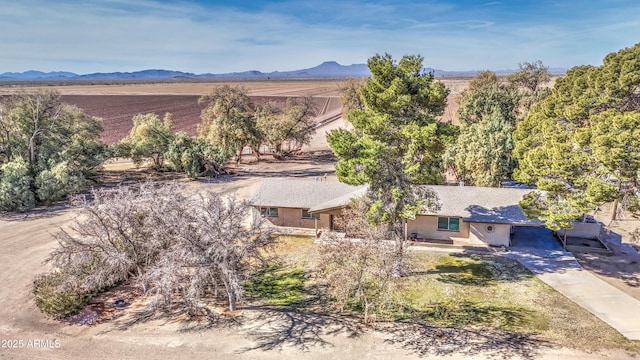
166;132;229;178
0;157;36;212
32;272;94;318
119;113;174;169
35;161;84;204
0;92;105;212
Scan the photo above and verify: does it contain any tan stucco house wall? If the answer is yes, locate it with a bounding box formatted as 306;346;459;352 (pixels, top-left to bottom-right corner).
261;207;330;229
407;215;470;242
468;222;512;247
556;222;602;239
407;216;513;247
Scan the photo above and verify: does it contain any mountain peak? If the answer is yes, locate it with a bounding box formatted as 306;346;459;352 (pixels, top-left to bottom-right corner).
318;61;341;66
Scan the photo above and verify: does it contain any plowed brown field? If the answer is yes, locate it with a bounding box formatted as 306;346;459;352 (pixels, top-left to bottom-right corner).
7;79;471;145
61;95;342;144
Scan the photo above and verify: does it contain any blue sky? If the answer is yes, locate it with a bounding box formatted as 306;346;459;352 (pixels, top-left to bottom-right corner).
1;0;639;74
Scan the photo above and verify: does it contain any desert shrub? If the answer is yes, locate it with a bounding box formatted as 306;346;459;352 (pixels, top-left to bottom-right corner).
40;182;275;318
118;113;174;169
255;97;316;157
199;85;260;163
0;157;35;212
35;161;85;204
165;132;229;178
0;91;104;211
32;272;95;318
317;199;404;323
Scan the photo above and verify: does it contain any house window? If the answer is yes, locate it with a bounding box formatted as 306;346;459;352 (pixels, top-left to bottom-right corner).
301;210;320;219
261;207;279;217
437;217;460;231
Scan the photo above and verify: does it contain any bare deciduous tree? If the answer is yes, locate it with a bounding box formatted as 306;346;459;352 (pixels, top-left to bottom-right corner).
317;198;408;324
38;182;275;318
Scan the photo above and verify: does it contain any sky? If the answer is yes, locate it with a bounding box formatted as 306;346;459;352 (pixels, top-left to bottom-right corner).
1;0;640;74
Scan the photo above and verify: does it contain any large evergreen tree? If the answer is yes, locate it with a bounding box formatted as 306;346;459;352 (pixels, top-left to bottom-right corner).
327;53;456;250
514;43;640;226
444;71;521;186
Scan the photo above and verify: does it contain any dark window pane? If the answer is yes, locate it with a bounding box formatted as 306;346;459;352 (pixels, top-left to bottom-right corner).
437;217;449;230
449;218;460;231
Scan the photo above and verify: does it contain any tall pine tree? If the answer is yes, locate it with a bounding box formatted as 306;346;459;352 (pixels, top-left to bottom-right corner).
514;43;640;227
328;54;456;256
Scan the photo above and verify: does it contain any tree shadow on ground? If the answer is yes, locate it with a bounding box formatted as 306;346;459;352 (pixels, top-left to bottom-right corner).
236;308;364;353
410;300;539;330
225;150;337;179
415;253;533;286
573;228;640;290
383;322;550;359
98;304;244;335
236;306;549;358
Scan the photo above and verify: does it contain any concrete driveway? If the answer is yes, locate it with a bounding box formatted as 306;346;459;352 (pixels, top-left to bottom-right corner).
506;226;640;340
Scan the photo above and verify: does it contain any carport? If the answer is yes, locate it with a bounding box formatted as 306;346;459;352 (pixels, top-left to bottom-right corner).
510;225;564;251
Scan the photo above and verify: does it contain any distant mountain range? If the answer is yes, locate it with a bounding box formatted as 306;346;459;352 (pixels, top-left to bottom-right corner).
0;61;566;81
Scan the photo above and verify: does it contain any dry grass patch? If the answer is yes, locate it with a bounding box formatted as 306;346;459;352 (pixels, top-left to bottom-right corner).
396;252;640;353
250;238;640;354
271;235;316;264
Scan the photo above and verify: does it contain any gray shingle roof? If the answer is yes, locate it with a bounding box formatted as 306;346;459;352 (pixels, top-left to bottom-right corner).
422;186;541;224
308;187;368;213
250;179;365;209
252;180;541;225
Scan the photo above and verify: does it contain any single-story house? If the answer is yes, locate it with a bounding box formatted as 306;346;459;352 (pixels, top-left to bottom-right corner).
250;179;366;230
250;179;543;247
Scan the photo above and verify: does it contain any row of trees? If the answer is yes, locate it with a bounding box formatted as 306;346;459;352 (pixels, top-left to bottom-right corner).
198;85;317;162
446;45;640;228
115;86;318;175
115;113;227;178
0;86;318;211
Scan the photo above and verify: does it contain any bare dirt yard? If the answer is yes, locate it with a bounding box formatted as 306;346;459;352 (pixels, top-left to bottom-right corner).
1;78;638;360
572;205;640;301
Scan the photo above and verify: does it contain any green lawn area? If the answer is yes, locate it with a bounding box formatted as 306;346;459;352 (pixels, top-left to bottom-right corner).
249;236;640;353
